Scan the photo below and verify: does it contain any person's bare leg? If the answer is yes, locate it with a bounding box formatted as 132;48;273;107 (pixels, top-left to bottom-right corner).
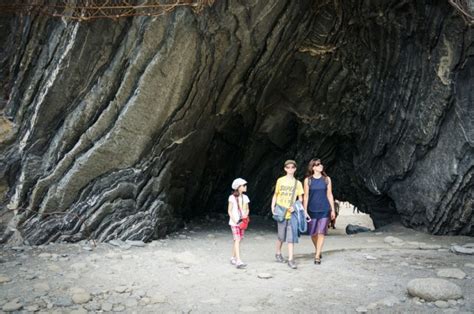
275;240;283;254
316;235;325;258
288;243;294;261
234;239;241;260
311;235;318;258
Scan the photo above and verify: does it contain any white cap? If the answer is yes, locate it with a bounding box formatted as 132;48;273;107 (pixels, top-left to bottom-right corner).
231;178;247;190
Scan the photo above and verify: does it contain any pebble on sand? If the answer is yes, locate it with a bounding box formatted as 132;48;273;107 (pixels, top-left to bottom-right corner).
101;302;113;311
114;285;128;293
434;300;449;308
436;268;466;280
450;245;474;255
257;273;273;279
2;299;23;312
70;288;91;304
0;275;11;284
407;278;463;301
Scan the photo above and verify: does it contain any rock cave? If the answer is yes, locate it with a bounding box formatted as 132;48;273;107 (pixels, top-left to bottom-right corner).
0;0;472;245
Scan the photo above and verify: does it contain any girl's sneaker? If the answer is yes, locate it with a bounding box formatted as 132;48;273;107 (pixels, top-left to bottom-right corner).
236;260;247;269
230;257;237;265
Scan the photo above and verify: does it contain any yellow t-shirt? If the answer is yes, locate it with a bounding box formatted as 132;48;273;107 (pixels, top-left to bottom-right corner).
274;176;304;219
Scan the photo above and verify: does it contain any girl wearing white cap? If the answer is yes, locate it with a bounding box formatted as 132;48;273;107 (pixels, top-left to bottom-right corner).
228;178;250;269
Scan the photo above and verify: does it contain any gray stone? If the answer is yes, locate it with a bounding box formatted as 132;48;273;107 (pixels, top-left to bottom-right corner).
148;294;167;304
70;288;91;304
437;268;466;279
0;275;11;284
346;224;371;235
355;306;367;313
451;245;474;255
2;299;23;312
125;240;146;247
108;240;131;250
101;302;113;311
83;300;101;310
434;300;449;308
133;290;147;298
33;282;51;292
124;298;138;307
366;303;378;310
257;273;273;279
407;278;463;301
448;300;457;306
53;296;73;307
114;286;128;293
113;304;126;312
139;297;151;306
24;304;40;312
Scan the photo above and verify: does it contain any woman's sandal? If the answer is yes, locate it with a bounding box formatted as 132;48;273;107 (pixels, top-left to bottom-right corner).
314;257;321;264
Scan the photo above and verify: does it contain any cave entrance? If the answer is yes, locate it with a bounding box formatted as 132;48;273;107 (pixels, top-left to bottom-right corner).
331;201;374;235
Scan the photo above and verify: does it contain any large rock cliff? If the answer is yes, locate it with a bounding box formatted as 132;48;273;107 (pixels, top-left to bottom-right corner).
0;0;472;244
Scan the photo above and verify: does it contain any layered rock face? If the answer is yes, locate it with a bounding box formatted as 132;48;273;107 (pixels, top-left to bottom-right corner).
0;0;472;244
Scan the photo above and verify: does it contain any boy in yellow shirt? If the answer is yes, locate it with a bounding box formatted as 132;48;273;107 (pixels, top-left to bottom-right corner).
271;160;304;269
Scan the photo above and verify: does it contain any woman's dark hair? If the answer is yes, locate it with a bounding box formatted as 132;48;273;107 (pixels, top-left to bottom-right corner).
306;158;328;180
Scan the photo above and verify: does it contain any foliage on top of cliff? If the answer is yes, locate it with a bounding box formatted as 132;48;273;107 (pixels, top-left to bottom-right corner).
0;0;215;21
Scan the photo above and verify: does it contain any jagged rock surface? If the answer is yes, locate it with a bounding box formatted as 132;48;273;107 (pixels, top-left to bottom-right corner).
0;0;472;244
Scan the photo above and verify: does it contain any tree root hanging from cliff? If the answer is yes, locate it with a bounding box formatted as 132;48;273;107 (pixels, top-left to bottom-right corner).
448;0;474;25
0;0;215;21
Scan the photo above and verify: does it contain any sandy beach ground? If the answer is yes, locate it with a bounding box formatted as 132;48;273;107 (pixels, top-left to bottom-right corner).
1;205;473;313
